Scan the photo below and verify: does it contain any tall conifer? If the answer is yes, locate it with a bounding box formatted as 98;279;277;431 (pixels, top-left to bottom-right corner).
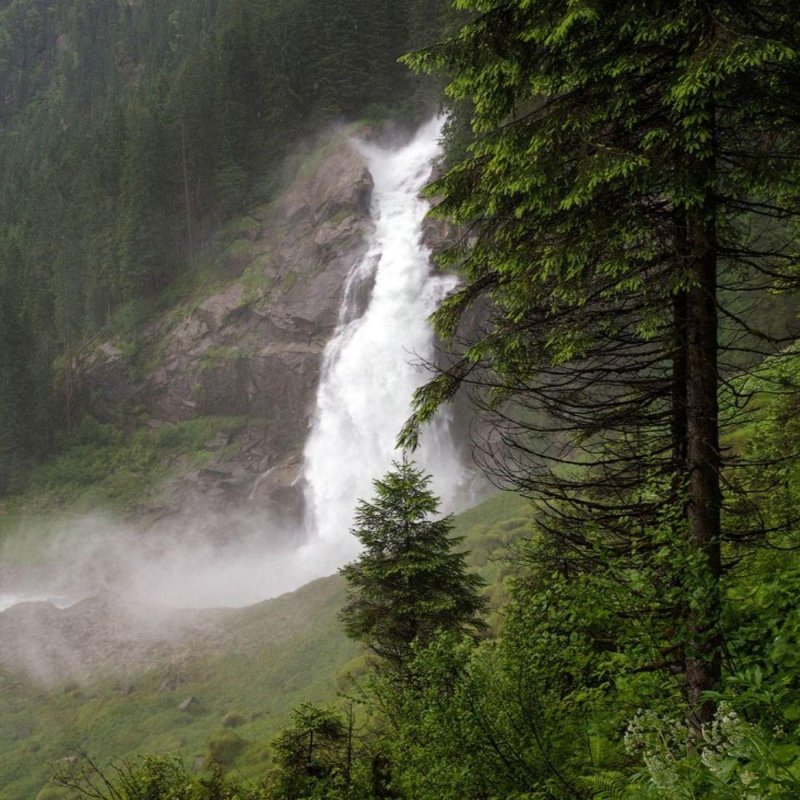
340;460;486;669
404;1;800;730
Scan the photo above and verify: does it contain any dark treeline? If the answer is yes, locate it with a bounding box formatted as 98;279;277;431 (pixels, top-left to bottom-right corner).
0;0;450;492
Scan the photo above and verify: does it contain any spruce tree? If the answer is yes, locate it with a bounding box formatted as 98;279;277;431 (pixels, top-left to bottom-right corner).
340;460;486;669
403;1;800;732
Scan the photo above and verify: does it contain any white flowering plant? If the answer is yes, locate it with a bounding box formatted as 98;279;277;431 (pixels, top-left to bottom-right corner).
624;699;800;799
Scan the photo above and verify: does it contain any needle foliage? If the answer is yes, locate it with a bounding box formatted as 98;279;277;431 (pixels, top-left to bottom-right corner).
339;460;486;669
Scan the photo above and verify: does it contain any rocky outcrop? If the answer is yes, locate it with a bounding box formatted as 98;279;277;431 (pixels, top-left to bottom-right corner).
80;133;376;529
0;593;227;684
143;140;373;431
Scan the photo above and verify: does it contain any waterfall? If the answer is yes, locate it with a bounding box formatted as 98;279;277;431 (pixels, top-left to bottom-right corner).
301;117;471;570
0;118;474;614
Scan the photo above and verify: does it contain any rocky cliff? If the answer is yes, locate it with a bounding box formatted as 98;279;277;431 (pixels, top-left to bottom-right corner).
80;133;376;533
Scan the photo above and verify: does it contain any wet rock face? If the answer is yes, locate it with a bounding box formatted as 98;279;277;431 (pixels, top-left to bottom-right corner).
248;455;305;532
143;141;374;426
80;137;375;525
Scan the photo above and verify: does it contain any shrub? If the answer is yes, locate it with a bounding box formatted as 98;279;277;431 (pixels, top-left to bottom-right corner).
206;729;246;767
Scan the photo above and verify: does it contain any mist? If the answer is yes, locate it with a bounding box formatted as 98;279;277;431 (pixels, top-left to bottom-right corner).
0;118;482;683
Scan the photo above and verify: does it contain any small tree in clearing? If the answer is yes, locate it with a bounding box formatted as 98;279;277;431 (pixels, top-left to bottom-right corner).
340;459;486;670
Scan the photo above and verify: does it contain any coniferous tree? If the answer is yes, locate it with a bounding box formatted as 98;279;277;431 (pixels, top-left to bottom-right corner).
270;704;354;800
403;0;800;732
340;460;486;669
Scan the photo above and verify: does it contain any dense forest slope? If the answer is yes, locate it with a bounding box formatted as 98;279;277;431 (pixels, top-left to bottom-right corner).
0;0;450;494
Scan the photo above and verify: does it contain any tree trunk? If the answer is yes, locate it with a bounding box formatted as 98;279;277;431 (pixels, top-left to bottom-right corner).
672;284;688;478
684;203;722;735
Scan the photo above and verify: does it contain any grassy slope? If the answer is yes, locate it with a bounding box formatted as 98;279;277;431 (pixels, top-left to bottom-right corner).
0;491;532;800
0;577;356;799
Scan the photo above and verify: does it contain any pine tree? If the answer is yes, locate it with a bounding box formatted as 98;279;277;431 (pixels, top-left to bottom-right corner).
270;704;351;800
340;460;486;669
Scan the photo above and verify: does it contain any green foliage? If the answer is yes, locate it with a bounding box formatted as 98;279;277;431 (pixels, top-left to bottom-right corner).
340;459;487;669
370;538;646;800
401;0;800;493
0;0;452;493
362;502;800;799
269;704;349;800
400;0;800;748
54;754;267;800
21;415;245;510
357;355;800;799
222;711;246;729
207;729;246;768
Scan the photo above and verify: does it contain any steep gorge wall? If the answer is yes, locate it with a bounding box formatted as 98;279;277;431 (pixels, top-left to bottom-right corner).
80;135;377;530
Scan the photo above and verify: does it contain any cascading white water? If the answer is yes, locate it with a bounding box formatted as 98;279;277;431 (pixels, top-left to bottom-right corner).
0;118;475;615
302;117;472;569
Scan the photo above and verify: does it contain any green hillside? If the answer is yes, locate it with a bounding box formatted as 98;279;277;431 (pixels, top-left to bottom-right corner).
0;490;525;800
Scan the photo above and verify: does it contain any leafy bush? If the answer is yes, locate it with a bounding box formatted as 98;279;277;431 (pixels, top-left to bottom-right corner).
222;711;246;729
206;730;246;767
55;755;267;799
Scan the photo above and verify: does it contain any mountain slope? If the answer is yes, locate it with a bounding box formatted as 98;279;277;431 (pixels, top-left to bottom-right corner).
0;491;530;800
0;0;452;493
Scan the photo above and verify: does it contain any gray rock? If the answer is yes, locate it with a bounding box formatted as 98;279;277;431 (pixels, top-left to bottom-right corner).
249;455;305;530
78;136;376;526
179;696;200;712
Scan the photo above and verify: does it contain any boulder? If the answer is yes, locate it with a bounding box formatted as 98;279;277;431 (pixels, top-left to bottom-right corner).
179;696;200;712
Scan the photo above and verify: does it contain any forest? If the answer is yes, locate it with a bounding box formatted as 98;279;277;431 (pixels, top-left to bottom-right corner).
2;1;800;799
0;0;448;491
